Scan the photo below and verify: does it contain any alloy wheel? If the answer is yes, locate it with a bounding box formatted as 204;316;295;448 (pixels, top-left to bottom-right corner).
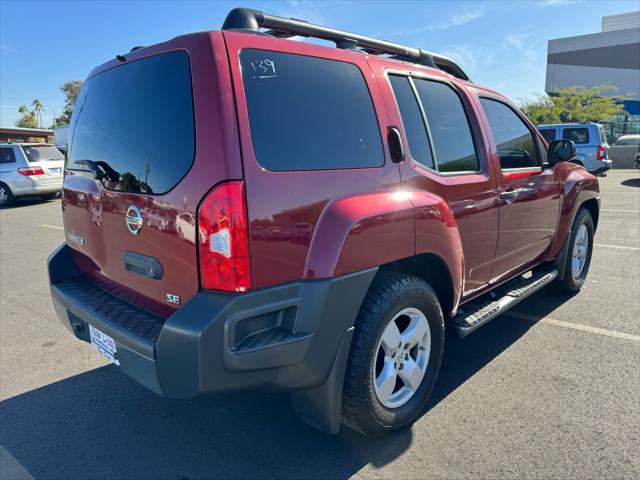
571;224;589;279
372;307;431;408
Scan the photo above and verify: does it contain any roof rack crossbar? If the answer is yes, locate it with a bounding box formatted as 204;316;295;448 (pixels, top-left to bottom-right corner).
221;7;469;81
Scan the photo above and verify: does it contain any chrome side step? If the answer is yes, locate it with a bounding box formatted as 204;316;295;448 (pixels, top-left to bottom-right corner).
451;269;558;338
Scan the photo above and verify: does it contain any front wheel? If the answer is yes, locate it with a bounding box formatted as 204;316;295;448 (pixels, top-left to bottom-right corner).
342;271;444;437
552;207;594;293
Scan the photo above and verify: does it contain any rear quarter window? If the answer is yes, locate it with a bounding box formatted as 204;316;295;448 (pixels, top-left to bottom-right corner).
239;49;384;171
562;127;590;144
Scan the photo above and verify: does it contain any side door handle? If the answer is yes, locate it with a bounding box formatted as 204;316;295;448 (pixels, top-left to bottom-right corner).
500;188;518;204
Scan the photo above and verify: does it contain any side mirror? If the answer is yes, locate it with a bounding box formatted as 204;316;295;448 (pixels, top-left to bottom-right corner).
548;139;576;166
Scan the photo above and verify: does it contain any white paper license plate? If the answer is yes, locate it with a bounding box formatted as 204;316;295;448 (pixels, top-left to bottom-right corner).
89;325;120;365
48;167;61;174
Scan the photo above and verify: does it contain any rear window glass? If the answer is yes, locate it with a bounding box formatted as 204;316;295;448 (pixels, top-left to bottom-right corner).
412;79;479;173
21;145;65;162
68;51;194;194
538;129;556;143
562;127;589;144
240;49;383;171
388;75;434;169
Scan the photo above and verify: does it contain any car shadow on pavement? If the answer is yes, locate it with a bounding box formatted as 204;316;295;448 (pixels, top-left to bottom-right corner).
0;295;562;480
1;197;58;209
621;177;639;188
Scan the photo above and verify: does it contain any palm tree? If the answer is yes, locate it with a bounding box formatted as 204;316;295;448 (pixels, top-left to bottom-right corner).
32;99;44;128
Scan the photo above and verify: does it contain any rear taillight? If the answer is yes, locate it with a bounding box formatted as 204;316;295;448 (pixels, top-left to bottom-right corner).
597;145;606;160
197;181;251;292
17;167;45;176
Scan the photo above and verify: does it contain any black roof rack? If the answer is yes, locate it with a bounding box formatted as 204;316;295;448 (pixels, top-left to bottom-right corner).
221;7;470;81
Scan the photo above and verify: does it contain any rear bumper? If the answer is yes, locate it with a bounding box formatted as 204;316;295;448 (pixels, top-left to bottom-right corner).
48;243;375;399
10;178;62;196
590;159;612;175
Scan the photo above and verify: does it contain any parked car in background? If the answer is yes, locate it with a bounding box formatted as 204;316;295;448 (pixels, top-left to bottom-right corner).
48;7;600;437
0;143;64;207
614;134;640;147
537;122;611;175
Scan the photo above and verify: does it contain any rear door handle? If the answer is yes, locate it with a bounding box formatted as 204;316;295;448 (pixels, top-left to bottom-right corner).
123;251;163;280
500;189;518;204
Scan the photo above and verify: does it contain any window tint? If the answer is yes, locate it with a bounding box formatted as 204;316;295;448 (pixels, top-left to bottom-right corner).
479;98;540;169
240;49;383;171
388;75;434;169
0;147;16;164
413;79;478;173
539;128;556;143
562;127;589;144
598;126;608;144
21;145;64;162
68;51;194;194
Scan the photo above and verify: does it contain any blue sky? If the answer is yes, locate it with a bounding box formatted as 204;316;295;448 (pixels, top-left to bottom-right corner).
1;0;637;127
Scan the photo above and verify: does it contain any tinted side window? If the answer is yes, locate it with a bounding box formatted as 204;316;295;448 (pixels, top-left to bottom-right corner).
479;98;540;169
413;79;479;173
539;129;556;143
240;50;383;171
388;75;434;169
562;127;589;144
0;147;16;164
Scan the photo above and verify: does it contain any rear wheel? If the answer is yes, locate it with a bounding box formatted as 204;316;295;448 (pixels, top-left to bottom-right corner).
552;207;594;292
0;183;15;208
342;271;444;437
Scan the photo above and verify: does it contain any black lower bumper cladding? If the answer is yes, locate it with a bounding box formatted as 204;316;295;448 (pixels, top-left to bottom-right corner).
48;243;376;433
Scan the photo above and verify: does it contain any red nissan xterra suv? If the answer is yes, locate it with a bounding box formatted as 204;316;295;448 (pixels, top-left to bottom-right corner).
49;8;600;437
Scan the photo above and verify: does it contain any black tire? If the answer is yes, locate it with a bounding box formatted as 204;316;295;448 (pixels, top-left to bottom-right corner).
0;183;15;208
342;271;445;437
551;207;594;293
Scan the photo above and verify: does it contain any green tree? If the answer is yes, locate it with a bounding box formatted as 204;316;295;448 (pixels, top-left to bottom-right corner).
32;98;44;128
54;80;84;126
520;85;628;124
15;105;38;128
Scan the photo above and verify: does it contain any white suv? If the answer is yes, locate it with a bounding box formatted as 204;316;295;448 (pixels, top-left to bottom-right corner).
0;143;65;207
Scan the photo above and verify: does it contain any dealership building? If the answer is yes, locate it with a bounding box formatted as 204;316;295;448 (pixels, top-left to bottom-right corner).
545;11;640;139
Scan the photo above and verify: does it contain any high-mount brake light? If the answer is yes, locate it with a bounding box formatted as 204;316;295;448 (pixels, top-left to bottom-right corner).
197;181;251;292
17;167;45;176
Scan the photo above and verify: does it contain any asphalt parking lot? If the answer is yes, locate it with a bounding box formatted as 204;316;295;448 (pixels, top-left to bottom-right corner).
0;169;638;480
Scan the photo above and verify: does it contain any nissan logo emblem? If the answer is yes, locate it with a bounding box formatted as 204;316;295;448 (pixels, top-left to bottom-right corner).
125;205;144;235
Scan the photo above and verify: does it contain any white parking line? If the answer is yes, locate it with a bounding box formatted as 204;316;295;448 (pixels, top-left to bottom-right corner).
601;209;640;214
594;243;640;251
40;224;64;230
506;311;640;342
